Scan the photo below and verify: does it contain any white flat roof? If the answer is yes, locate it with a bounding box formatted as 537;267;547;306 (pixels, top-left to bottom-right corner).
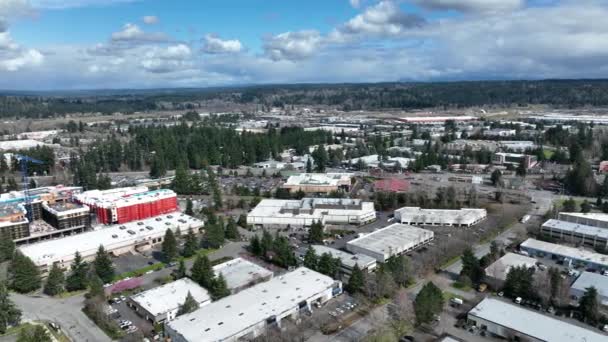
311;245;376;269
347;223;433;257
248;198;374;220
0;139;49;151
20;213;203;266
520;238;608;268
167;267;336;341
75;186;176;208
129;278;210;317
542;219;608;239
395;207;487;225
571;272;608;300
469;298;607;342
284;173;353;187
485;253;537;281
559;212;608;224
212;258;273;291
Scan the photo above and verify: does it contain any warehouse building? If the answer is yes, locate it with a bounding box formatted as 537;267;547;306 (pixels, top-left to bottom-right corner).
41;202;90;231
520;238;608;272
484;253;537;288
346;223;434;262
570;272;608;306
310;245;377;275
558;212;608;229
19;213;203;275
394;207;487;227
492;153;538;169
468;298;607;342
247;198;376;229
212;258;273;293
165;267;342;342
540;219;608;249
281;173;354;194
75;186;178;224
0;204;29;240
127;278;211;324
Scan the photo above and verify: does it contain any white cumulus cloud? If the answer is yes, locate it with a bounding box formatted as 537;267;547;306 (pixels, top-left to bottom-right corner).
111;23;167;42
202;34;243;54
413;0;524;13
142;15;159;25
263;30;323;61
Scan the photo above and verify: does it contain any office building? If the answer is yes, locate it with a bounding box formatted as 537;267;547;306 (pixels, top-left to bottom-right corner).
540;219;608;250
281;173;354;194
394;207;487;227
520;238;608;272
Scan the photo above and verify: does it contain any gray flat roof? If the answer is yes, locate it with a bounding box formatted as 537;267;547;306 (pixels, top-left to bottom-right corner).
484;253;537;281
559;212;608;224
310;245;376;269
129;278;210;317
167;267;336;341
469;298;607;342
212;257;273;291
571;272;608;301
542;219;608;239
520;238;608;268
347;223;433;257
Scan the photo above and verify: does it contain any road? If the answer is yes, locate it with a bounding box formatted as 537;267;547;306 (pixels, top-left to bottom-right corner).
11;293;111;342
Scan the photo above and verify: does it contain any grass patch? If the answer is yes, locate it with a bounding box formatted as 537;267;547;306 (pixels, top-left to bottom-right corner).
452;281;472;292
0;322;35;337
543;149;554;159
114;262;165;281
442;291;461;302
55;289;87;299
440;255;461;269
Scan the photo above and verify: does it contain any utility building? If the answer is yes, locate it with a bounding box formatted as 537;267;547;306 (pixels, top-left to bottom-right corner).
346;223;434;262
165;267;342;342
247;198;376;229
394;207;487;227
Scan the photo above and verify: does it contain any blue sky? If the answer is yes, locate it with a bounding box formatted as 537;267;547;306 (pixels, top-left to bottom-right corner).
0;0;607;89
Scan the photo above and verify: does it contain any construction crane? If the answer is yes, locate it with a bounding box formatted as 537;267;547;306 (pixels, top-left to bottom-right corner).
15;154;44;222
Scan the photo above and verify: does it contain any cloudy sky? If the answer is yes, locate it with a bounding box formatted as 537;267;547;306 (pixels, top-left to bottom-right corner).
0;0;607;90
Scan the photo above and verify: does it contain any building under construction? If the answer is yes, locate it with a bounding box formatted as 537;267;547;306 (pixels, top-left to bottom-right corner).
41;202;90;231
0;204;30;240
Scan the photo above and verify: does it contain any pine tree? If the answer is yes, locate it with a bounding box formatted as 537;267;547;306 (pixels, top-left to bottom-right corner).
210;274;230;300
204;223;225;249
66;252;89;292
414;282;444;325
185;199;194;216
175;259;187;279
385;255;411;287
0;232;15;262
87;274;105;299
460;248;484;285
580;286;600;324
250;235;262;256
308;221;324;244
162;229;178;262
182;228;199;258
0;282;21;334
172;164;191;195
10;251;41;293
317;253;335;277
93;245;115;284
191;254;214;289
43;263;65;296
224;217;240;240
303;246;318;270
178;291;199;315
347;264;365;294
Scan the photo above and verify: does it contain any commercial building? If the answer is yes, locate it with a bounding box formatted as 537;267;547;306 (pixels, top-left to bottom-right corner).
310;245;377;274
445;140;498;153
492;153;538;169
0;185;83;221
41;202;90;231
499;140;537;152
468;297;607;342
0;139;50;151
540;219;608;250
212;258;273;293
247;198;376;229
75;187;178;224
346;223;434;262
395;116;477;124
19;213;203;275
394;207;487;227
520;238;608;272
484;253;537;287
166;267;342;342
373;178;410;193
484;129;517;137
281;173;354;194
128;278;211;324
0;204;29;240
558;212;608;229
570;272;608;306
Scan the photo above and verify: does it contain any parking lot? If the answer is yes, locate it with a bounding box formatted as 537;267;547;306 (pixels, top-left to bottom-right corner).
106;296;156;339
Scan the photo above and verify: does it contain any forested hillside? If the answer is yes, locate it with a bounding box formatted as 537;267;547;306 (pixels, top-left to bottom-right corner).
3;79;608;118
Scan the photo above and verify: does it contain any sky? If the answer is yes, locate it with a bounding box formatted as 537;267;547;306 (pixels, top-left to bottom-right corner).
0;0;607;90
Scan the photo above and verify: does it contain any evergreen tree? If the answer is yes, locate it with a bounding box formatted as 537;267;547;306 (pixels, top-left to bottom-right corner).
460;248;484;285
224;217;240;240
303;246;318;270
96;174;112;190
210;274;230;300
162;229;178;262
204;223;225;249
172;164;191;195
250;235;262;256
503;265;537;301
414;282;444;325
562;198;578;212
580;286;600;324
237;214;247;228
93;245;115;284
10;251;41;293
0;232;15;262
580;200;591;213
191;254;214;289
260;230;274;257
66;252;89;292
185;199;194;216
16;324;51;342
347;264;365;294
317;253;336;277
385;255;411;287
0;282;21;334
177;291;199;315
308;221;324;244
306;158;312;173
175;259;187;279
43;263;65;296
87;274;105;299
182;228;199;258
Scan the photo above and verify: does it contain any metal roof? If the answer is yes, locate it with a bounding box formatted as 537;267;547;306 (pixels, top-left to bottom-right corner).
129;278;210;317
